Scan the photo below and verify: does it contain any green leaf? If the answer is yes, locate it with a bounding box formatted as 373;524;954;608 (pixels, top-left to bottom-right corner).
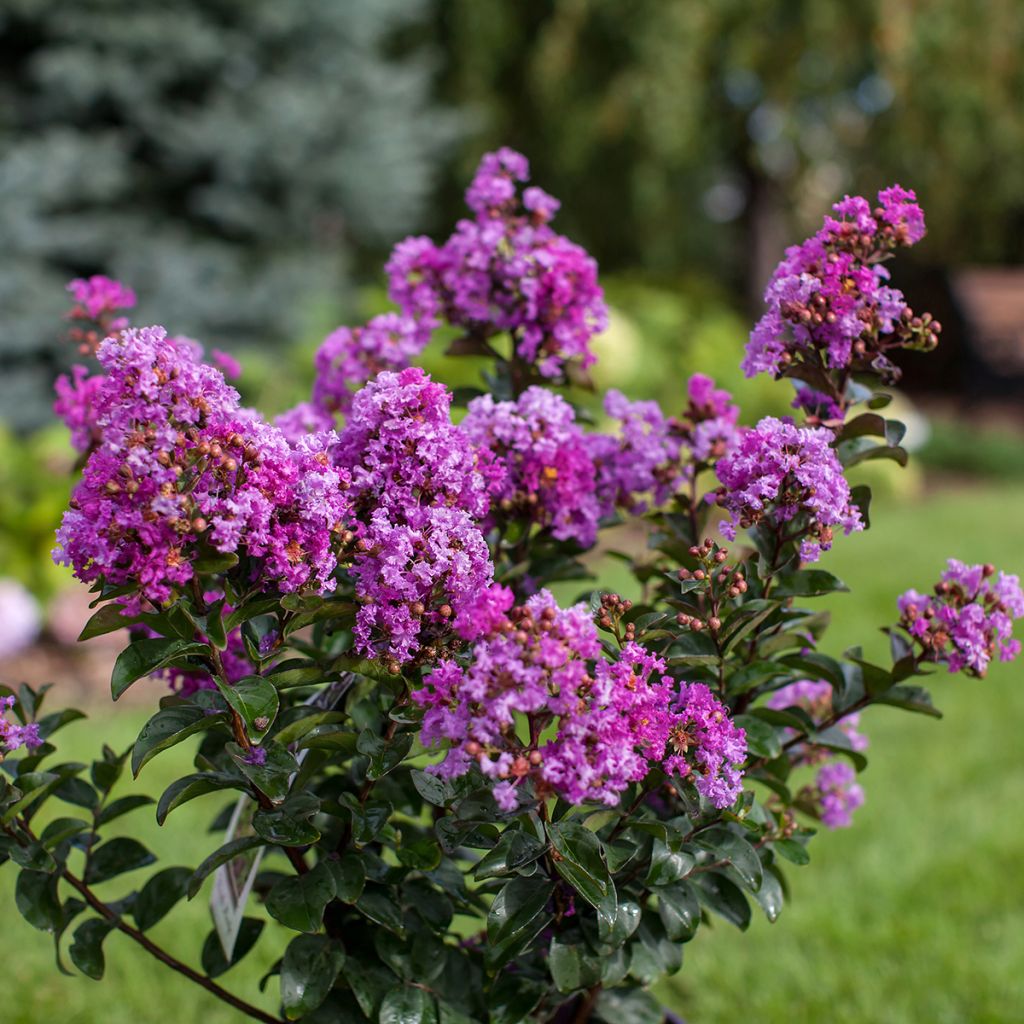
16;870;62;932
281;933;345;1020
357;728;413;780
473;829;546;881
133;866;192;931
78;602;140;641
380;985;436;1024
111;638;208;700
753;867;785;922
201;918;264;978
157;772;244;825
396;835;442;872
485;875;555;969
266;860;336;933
594;987;664;1024
84;837;155;885
187;836;265;899
874;684;942;719
596;897;641;950
644;838;695;887
810;726;869;771
355;886;405;935
719;601;778;655
2;771;62;823
694;828;762;892
253;794;321;847
327;854;365;903
409;769;455;807
657;880;700;940
733;715;783;760
549;937;601;994
628;912;681;983
95;794;155;827
488;972;545;1024
193;550;240;575
773;839;811;866
771;570;848;598
39;817;90;850
69;918;115;979
216;675;279;742
546;821;611;908
132;705;228;776
695;871;751;929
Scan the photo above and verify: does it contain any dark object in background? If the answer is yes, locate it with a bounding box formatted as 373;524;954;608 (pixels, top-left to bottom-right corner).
0;0;461;430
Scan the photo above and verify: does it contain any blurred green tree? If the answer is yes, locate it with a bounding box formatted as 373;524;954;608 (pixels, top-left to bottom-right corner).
0;0;461;429
433;0;1024;302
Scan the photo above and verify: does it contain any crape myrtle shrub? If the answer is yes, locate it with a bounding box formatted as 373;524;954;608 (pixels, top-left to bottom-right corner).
0;0;459;430
2;150;1022;1024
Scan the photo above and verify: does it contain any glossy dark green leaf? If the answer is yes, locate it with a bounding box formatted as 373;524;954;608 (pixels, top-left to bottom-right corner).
111;639;207;700
201;918;264;978
216;675;279;741
84;837;155;885
253;793;321;846
694;828;762;892
280;933;345;1020
874;684;942;718
771;570;848;598
133;866;192;931
488;971;545;1024
473;828;546;881
230;743;298;805
187;835;264;899
396;835;441;872
594;988;664;1024
69;918;115;979
549;937;601;994
95;794;155;827
380;985;436;1024
546;821;611;908
628;912;681;983
357;728;413;781
78;602;140;641
355;886;405;935
39;817;90;850
35;708;88;742
16;869;62;932
753;867;785;922
773;838;811;866
733;714;783;760
157;772;244;825
656;880;700;941
485;875;555;969
266;860;336;933
695;871;751;930
327;854;365;904
644;838;696;887
132;705;228;776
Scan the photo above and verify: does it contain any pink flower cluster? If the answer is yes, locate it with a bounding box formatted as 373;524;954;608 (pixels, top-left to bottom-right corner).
744;186;937;382
714;417;863;563
412;590;746;811
675;373;741;468
66;275;136;354
768;679;868;828
54;326;350;613
332;368;497;663
386;148;608;381
312;312;430;417
0;696;41;756
461;388;600;546
898;559;1024;676
588;390;681;514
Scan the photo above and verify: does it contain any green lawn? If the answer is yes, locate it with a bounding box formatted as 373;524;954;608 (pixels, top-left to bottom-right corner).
3;481;1024;1023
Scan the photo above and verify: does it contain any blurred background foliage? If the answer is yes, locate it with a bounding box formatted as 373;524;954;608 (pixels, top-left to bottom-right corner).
0;0;1022;595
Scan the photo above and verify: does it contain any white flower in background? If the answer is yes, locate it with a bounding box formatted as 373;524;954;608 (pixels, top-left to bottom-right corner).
0;579;41;658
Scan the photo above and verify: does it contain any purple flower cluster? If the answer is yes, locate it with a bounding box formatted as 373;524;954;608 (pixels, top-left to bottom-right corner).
54;365;105;454
461;388;600;546
714;417;863;563
0;696;41;756
676;374;741;468
744;186;938;383
66;275;136;355
54;326;350;612
412;590;746;811
312;312;430;417
588;390;681;515
332;368;496;663
898;559;1024;676
386;148;608;381
767;679;868;829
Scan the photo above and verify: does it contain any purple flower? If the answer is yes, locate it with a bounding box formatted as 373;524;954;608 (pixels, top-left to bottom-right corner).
0;695;42;755
678;374;741;467
312;313;430;416
898;559;1024;676
386;149;608;382
461;387;600;545
816;761;864;828
274;402;336;445
412;592;746;810
54;365;105;453
54;326;351;612
743;186;935;384
66;276;136;354
211;349;242;380
588;390;681;515
714;416;863;563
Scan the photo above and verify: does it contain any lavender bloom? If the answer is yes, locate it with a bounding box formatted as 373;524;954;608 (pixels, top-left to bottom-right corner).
744;186;937;383
386;149;608;382
0;695;42;755
715;416;863;563
54;365;105;453
412;591;746;810
461;387;600;546
816;761;864;828
898;559;1024;676
54;326;351;612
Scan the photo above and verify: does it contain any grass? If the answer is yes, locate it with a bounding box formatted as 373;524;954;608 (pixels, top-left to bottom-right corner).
4;481;1024;1023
